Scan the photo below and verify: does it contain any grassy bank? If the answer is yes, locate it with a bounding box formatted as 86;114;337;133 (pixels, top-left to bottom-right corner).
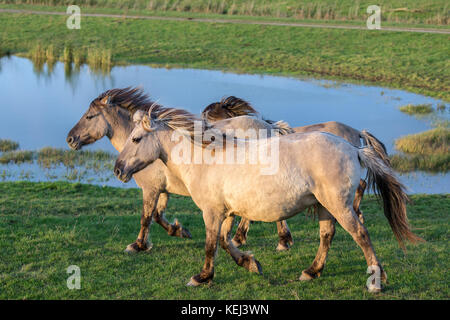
1;1;448;25
0;13;449;101
391;126;450;173
0;181;448;299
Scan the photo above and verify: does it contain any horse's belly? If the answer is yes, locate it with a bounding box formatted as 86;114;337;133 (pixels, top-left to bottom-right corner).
228;190;316;222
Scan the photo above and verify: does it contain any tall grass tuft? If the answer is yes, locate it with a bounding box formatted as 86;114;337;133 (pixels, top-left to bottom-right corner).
30;43;46;73
395;127;449;156
392;126;450;173
0;150;34;164
0;139;19;152
399;103;434;115
87;48;112;73
73;48;86;69
62;46;73;63
45;44;57;73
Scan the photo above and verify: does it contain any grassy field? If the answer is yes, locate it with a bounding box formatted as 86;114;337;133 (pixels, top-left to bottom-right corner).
0;181;448;299
1;0;448;25
0;12;449;101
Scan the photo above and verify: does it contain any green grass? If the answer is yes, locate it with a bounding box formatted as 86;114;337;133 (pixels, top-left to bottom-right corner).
395;127;449;155
0;13;449;101
1;1;448;25
36;147;114;169
0;146;114;168
0;181;448;299
391;127;450;173
399;103;434;115
0;139;19;152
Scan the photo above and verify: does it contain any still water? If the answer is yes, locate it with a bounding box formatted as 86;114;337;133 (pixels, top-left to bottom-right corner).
0;56;448;193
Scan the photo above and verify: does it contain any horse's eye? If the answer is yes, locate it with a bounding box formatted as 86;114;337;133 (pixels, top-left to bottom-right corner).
86;115;94;120
132;137;142;144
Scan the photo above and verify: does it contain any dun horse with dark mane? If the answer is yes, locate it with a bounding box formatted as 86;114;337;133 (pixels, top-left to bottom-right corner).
114;104;422;292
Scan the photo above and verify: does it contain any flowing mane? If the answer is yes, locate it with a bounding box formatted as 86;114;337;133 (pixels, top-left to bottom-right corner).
202;96;259;122
202;96;293;135
150;106;204;134
148;106;238;148
94;87;163;114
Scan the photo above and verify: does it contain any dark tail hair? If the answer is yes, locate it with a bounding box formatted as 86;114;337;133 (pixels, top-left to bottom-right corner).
360;130;390;166
358;147;423;250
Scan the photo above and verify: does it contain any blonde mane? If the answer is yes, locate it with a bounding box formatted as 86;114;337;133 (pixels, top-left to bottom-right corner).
148;106;235;148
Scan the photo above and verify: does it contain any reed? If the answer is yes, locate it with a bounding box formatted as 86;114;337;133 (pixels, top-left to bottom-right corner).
0;139;19;152
0;150;34;164
399;103;434;115
72;48;86;68
62;45;73;63
87;47;112;73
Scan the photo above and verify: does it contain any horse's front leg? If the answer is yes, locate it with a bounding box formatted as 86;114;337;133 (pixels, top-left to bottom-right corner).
187;211;225;286
124;188;159;253
276;220;294;251
221;216;263;274
153;192;192;239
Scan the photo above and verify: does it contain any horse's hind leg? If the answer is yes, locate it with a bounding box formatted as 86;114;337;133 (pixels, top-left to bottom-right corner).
153;192;192;239
331;205;387;292
353;179;366;224
300;205;336;280
276;220;294;251
232;218;250;248
221;216;262;274
232;218;294;251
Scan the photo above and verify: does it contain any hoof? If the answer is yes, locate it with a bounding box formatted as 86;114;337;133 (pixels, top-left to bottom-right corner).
299;270;316;281
124;241;152;254
367;283;382;293
276;242;290;251
180;227;192;239
186;275;211;287
170;219;192;239
243;253;263;274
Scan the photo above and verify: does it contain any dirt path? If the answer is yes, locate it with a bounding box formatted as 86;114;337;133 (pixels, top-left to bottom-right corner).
2;8;449;34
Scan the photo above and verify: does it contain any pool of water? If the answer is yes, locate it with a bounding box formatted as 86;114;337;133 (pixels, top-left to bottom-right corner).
0;56;448;193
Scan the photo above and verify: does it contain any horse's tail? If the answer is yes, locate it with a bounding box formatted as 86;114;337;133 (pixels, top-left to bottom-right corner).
358;147;423;250
202;96;259;121
360;130;390;166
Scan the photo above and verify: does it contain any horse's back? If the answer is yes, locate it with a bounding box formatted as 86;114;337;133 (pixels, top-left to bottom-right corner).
293;121;361;147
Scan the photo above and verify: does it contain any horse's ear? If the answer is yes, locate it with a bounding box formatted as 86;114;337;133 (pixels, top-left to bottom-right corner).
141;114;154;132
100;96;112;107
133;110;145;123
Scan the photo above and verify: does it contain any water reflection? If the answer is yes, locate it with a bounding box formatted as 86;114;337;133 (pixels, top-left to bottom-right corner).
0;55;448;193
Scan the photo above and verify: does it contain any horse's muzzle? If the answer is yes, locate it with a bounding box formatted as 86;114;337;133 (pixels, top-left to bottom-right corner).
114;162;131;182
66;135;82;150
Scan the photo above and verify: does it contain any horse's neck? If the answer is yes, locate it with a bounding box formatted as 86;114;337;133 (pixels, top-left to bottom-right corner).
107;111;134;152
157;130;198;190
